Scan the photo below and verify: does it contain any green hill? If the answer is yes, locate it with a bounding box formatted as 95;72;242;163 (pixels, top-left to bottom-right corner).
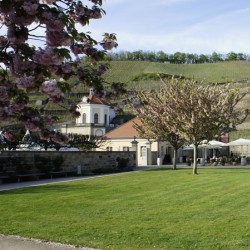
104;60;250;139
104;60;250;85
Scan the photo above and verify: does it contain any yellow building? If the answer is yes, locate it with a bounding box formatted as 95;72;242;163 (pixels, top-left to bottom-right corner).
97;117;174;166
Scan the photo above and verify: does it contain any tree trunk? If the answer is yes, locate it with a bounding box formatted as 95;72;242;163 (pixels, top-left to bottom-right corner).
173;148;177;170
193;144;198;175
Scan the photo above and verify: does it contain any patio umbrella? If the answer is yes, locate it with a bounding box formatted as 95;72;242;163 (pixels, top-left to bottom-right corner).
227;138;250;155
227;138;250;146
207;140;227;147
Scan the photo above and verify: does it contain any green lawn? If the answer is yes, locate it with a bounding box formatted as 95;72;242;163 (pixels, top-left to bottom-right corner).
1;169;250;250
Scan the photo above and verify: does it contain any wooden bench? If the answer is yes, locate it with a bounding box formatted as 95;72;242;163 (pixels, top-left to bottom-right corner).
16;173;45;183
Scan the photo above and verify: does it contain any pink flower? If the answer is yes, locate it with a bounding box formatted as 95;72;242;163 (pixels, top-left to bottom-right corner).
16;76;35;90
41;79;64;102
46;31;72;47
33;47;63;66
23;2;38;16
10;55;37;76
10;101;25;113
41;11;65;31
89;8;102;19
100;40;117;50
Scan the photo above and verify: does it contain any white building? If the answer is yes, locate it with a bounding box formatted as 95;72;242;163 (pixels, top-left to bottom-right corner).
61;89;115;136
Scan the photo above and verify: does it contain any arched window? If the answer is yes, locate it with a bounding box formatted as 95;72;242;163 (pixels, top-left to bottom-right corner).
94;113;98;124
82;113;86;124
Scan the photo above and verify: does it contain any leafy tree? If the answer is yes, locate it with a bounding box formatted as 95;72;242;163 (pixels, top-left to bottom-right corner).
132;116;185;170
210;52;223;62
156;51;168;63
133;78;248;174
227;52;238;61
0;0;124;143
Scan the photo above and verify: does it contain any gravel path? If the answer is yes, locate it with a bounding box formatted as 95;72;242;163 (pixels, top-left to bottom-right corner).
0;235;99;250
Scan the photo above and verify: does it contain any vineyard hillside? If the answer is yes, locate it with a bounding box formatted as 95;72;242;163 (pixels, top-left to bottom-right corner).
104;60;250;139
104;60;250;85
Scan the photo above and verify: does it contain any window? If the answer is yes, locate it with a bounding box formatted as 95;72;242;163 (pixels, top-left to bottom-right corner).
82;113;86;124
123;146;130;151
94;113;98;124
106;147;113;151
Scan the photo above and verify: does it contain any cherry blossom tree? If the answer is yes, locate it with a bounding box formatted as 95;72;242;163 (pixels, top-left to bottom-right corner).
132;78;248;174
131;91;185;170
0;0;124;143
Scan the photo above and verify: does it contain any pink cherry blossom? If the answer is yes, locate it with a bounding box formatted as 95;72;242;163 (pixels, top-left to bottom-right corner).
16;76;35;90
41;11;65;31
33;47;63;66
100;40;117;50
41;79;64;102
46;31;72;47
22;1;38;16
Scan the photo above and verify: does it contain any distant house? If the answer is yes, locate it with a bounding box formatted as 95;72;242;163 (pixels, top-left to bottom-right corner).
96;117;174;166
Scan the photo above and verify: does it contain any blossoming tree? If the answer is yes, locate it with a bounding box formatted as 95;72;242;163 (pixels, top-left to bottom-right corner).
0;0;123;144
132;78;248;174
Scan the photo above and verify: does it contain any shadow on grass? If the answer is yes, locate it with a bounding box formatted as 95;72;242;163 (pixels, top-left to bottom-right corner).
0;183;101;195
143;168;187;172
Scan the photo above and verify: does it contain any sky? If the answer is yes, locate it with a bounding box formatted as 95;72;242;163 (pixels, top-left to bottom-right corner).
86;0;250;54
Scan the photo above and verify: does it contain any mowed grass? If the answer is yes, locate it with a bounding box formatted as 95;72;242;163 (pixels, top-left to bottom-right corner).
1;169;250;250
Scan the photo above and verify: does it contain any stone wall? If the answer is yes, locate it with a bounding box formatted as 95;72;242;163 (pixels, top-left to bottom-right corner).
0;151;136;175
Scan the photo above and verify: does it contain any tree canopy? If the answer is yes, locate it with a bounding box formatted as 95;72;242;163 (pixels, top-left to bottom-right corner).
132;78;248;174
0;0;125;143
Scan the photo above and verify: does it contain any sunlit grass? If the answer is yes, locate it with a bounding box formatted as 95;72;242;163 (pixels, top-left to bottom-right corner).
1;169;250;249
